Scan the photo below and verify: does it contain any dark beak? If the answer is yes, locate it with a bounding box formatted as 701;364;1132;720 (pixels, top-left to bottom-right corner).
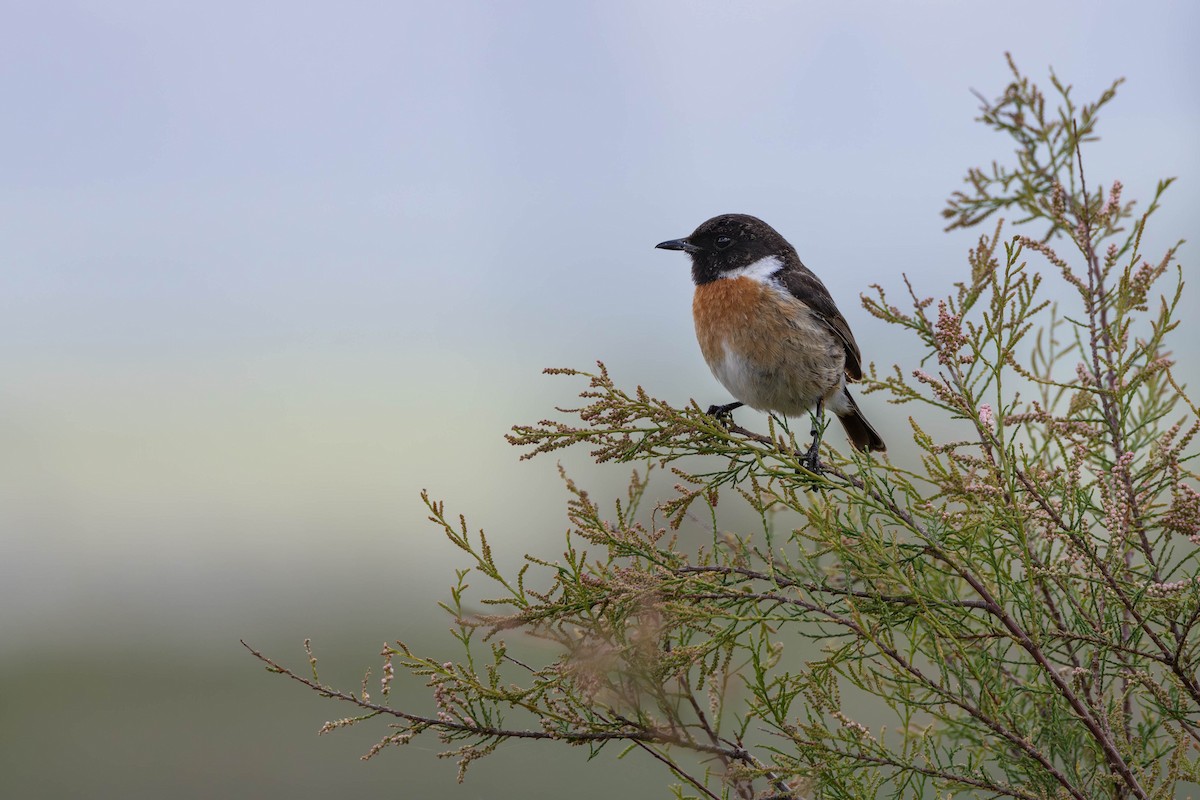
655;238;700;254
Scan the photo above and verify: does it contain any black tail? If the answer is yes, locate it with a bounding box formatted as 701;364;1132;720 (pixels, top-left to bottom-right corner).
836;389;886;453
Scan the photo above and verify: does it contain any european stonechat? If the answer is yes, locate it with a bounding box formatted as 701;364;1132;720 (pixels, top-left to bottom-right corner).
656;213;885;464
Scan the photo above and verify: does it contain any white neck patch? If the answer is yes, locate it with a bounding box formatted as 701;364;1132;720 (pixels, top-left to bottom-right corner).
721;255;784;284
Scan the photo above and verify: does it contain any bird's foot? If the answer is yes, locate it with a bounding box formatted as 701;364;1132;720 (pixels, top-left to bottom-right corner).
800;438;824;474
706;401;743;425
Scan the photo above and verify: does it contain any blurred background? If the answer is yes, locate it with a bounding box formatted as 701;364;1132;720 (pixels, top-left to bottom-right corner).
2;2;1198;797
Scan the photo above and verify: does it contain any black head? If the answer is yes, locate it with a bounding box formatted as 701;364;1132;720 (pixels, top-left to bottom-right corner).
655;214;794;285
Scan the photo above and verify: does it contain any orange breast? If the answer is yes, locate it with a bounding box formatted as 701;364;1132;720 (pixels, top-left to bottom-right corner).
693;277;790;366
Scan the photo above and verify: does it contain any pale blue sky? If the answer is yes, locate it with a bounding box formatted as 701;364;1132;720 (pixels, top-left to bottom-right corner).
2;2;1198;796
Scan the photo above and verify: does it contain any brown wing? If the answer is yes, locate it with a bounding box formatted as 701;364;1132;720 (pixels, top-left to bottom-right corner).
778;263;863;382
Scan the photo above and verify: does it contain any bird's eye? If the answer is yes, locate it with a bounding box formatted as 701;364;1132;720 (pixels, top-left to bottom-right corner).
715;235;733;250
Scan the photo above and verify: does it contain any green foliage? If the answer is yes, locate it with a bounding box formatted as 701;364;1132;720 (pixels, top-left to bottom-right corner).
248;57;1199;800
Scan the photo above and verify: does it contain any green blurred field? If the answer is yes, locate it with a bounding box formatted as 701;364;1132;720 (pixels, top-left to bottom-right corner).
1;616;672;798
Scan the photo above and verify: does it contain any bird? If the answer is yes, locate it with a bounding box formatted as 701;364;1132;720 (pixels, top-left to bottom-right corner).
655;213;885;467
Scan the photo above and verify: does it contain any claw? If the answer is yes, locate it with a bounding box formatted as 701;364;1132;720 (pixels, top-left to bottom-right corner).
800;442;824;474
706;401;744;422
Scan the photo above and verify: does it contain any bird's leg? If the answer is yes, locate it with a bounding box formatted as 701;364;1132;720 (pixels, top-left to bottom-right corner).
706;400;743;422
809;399;824;440
802;398;825;472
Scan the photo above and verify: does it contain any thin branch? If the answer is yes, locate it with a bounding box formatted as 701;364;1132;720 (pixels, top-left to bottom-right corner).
241;639;733;758
625;739;722;800
788;740;1048;800
675;564;990;611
